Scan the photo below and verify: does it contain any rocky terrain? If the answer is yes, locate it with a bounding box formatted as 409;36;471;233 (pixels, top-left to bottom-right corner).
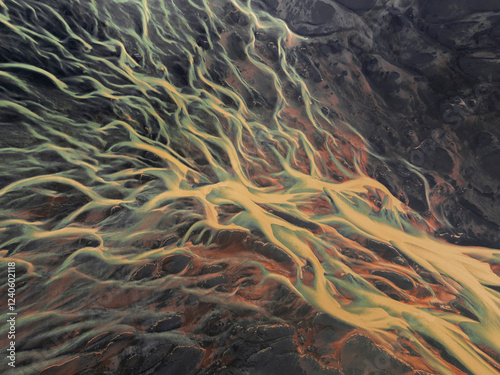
254;0;500;248
0;0;499;374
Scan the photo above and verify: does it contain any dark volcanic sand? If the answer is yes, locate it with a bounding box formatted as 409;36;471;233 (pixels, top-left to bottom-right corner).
0;0;500;374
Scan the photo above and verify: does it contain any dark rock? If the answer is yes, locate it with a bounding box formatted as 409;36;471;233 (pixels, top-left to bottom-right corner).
201;263;228;275
262;0;279;11
205;318;227;337
370;135;387;155
341;247;375;262
365;239;404;262
450;299;480;321
131;53;143;63
275;0;360;36
214;230;247;246
246;324;296;342
208;62;229;85
169;61;190;86
420;0;500;23
299;355;342;374
431;147;454;174
459;55;500;82
403;175;429;213
83;332;116;352
418;271;441;285
265;41;280;61
374;280;409;301
230;338;261;360
247;337;296;366
131;263;156;280
311;2;336;25
162;254;191;274
407;195;428;213
156;346;204;375
425;18;499;51
312;328;338;356
140;343;173;373
474;131;495;149
341;334;411;375
196;35;210;50
185;294;199;306
420;139;437;155
263;205;320;231
313;313;352;330
269;354;308;374
371;270;415;291
334;0;376;11
198;276;228;289
479;148;500;180
252;241;294;264
228;9;249;26
150;314;183;332
419;334;472;374
269;337;297;354
250;352;307;375
410;149;425;166
227;32;247;60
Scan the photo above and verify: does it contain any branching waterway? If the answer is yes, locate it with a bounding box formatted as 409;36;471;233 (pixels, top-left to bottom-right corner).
0;0;499;374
